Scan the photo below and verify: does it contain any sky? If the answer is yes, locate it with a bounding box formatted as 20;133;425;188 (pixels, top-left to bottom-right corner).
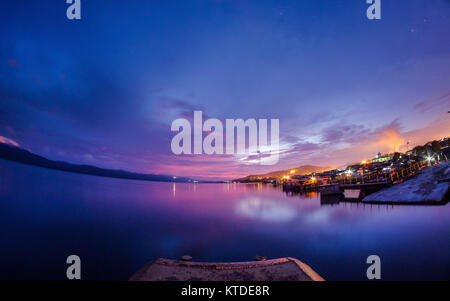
1;0;450;180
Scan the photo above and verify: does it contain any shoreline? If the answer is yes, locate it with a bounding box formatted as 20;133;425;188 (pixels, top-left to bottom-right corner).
362;162;450;204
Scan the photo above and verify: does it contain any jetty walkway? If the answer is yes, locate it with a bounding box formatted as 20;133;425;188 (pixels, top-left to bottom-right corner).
283;160;433;198
130;257;325;281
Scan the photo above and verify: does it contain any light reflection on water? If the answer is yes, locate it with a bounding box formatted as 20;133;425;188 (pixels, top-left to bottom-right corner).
235;197;298;222
0;159;449;280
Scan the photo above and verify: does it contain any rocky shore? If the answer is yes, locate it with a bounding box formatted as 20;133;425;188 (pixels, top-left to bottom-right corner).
362;162;450;204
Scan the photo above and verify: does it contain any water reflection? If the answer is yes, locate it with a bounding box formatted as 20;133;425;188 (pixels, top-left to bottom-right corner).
172;182;176;197
235;197;297;222
0;160;449;281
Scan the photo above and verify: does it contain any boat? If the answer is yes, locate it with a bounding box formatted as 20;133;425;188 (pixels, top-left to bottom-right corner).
320;184;342;196
130;257;325;281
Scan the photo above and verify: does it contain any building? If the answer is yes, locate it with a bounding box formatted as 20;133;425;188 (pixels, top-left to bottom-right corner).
370;154;392;163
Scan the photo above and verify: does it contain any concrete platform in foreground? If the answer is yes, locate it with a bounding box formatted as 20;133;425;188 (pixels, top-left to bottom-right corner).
129;257;325;281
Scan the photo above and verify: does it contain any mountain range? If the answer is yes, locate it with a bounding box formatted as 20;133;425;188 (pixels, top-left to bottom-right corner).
235;165;332;182
0;142;194;183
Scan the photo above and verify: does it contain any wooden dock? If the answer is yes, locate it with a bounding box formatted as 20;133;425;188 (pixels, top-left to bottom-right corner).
130;257;325;281
284;160;431;198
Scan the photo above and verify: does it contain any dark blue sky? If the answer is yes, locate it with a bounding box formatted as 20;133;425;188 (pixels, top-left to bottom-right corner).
1;0;449;179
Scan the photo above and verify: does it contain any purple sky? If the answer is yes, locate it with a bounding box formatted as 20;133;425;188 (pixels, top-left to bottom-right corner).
1;0;450;180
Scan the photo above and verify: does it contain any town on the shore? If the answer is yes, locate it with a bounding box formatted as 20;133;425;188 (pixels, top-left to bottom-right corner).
234;137;450;204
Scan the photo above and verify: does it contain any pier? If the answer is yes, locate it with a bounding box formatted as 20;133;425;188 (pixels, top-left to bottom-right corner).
282;160;431;200
130;257;325;281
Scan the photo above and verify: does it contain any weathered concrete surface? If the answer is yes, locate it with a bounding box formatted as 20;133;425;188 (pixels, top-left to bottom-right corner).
362;162;450;204
129;257;325;281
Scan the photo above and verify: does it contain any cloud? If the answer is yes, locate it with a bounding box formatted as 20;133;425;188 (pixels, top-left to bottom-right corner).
1;0;449;181
376;126;405;152
413;91;450;113
321;123;371;145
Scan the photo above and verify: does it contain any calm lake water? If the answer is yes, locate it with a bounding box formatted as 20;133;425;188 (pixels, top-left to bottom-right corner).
0;159;449;280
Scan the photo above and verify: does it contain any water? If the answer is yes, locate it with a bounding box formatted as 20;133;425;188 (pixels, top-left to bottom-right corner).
0;159;449;280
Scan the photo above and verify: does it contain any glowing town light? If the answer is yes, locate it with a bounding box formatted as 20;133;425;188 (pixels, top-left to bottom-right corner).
290;170;295;174
286;176;290;179
361;160;367;164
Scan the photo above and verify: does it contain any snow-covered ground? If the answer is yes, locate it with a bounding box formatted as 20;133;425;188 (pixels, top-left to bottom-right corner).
363;162;450;203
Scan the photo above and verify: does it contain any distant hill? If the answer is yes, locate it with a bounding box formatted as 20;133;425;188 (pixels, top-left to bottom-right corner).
0;142;194;183
235;165;332;182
